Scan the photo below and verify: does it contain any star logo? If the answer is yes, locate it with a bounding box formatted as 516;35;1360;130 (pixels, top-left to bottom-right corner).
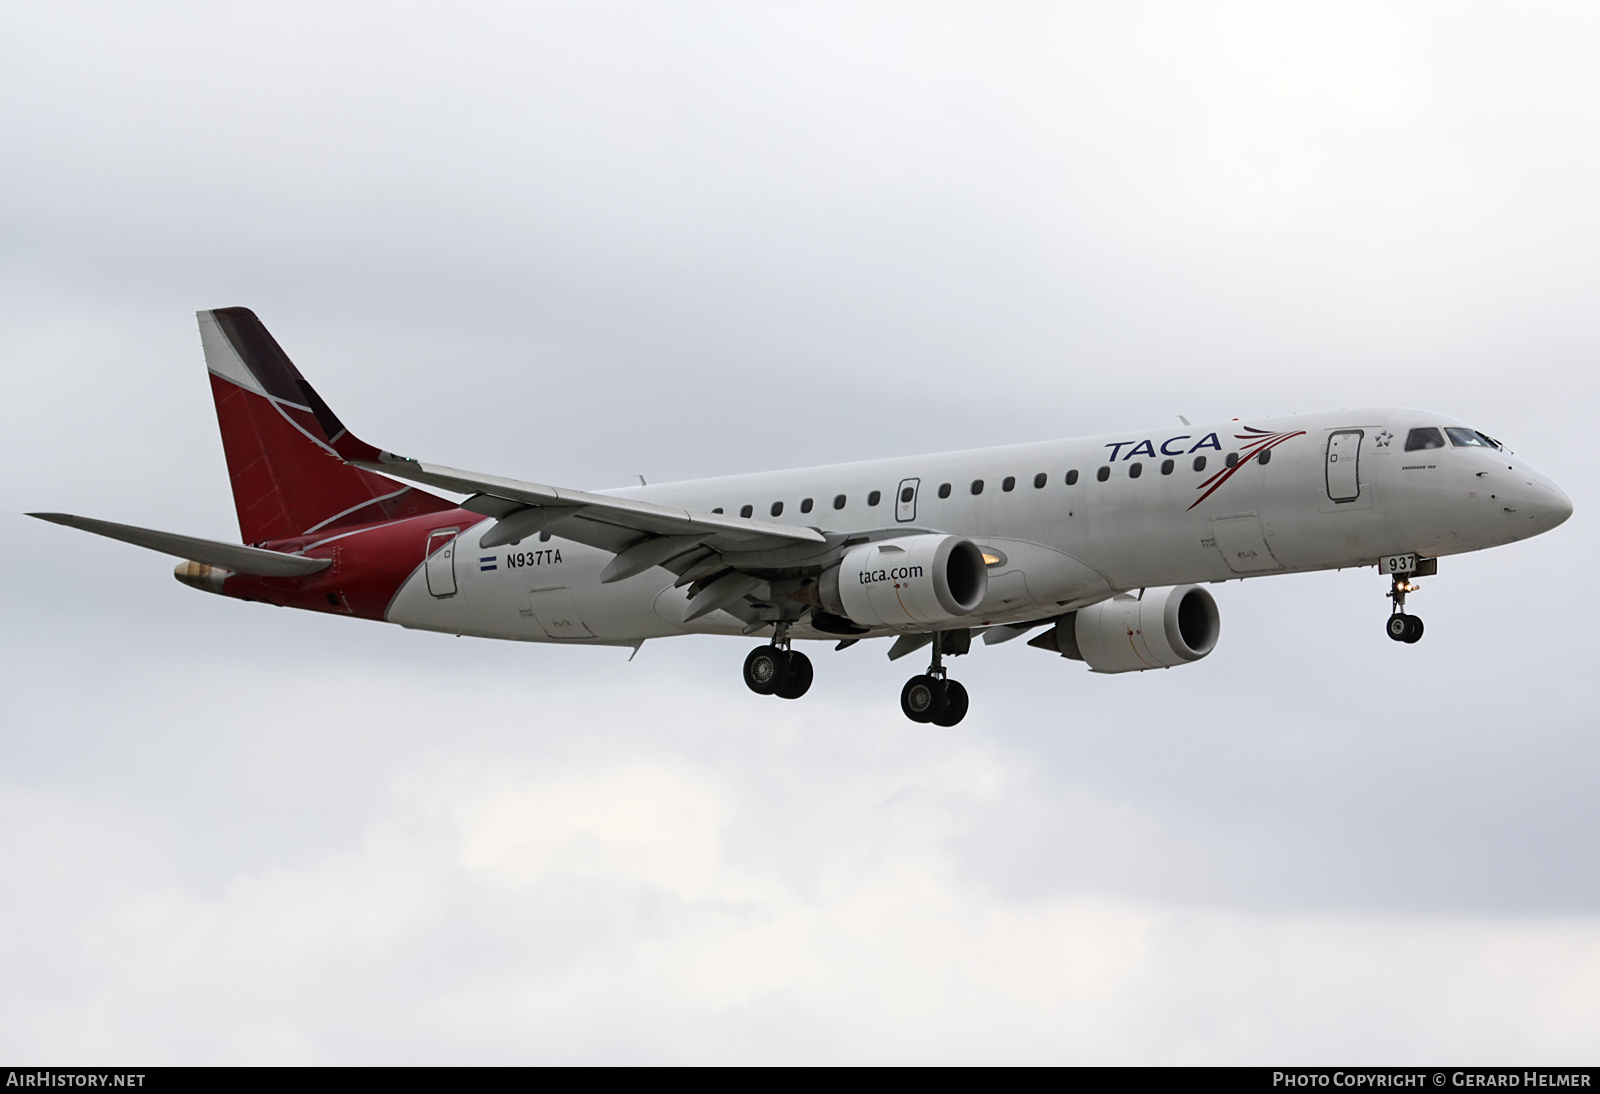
1375;430;1394;448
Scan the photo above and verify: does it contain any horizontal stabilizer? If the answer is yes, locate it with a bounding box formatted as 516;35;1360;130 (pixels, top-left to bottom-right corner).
28;513;332;577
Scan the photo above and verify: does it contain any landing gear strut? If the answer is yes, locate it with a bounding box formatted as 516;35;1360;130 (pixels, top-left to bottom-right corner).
900;633;969;726
1385;572;1425;644
742;622;813;700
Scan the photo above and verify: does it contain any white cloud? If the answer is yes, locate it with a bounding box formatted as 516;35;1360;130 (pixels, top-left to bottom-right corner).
7;718;1600;1063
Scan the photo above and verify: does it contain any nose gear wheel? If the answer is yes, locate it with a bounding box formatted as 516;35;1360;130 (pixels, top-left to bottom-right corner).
1385;571;1425;644
1386;614;1424;643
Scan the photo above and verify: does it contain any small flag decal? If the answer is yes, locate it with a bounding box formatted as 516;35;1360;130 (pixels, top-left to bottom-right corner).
479;555;498;571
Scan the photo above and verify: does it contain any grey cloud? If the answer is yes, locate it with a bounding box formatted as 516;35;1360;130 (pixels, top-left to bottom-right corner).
2;0;1599;1062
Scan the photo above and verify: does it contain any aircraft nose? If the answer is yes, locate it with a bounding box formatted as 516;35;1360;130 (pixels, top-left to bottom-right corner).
1525;478;1574;533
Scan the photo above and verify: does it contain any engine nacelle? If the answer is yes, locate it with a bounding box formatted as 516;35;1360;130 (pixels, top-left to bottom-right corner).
1041;585;1220;673
819;534;987;630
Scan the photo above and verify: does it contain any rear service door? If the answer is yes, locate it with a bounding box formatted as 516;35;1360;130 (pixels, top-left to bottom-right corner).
1326;431;1363;503
425;528;459;597
896;478;920;523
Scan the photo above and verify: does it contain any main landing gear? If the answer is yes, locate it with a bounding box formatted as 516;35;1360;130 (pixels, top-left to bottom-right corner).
1386;571;1425;644
900;632;969;726
739;623;971;723
742;623;813;700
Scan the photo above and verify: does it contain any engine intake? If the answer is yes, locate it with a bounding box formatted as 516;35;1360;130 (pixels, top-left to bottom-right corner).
819;534;987;629
1031;585;1220;673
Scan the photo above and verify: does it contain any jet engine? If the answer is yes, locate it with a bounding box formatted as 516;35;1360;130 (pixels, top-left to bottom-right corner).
1031;585;1220;673
817;534;987;630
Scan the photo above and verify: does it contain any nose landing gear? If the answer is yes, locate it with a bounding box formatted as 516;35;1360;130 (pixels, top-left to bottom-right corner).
899;632;970;726
1386;571;1425;644
742;623;814;699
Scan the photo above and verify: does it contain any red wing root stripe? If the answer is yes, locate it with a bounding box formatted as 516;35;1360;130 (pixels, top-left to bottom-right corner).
1186;429;1307;511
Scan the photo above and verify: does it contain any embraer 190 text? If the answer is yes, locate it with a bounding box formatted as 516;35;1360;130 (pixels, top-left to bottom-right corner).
32;309;1574;725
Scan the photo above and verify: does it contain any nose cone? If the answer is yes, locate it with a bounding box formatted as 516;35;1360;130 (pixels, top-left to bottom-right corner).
1525;479;1575;534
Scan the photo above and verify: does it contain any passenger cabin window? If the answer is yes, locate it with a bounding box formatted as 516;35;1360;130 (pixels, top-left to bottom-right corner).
1002;476;1016;492
938;482;951;499
739;504;753;518
900;486;914;503
1033;473;1047;489
867;490;881;506
1225;452;1239;468
1160;459;1174;475
1446;427;1492;448
1066;470;1080;485
1096;466;1110;482
833;494;847;509
770;501;783;517
1129;462;1142;479
1193;455;1207;472
1406;427;1446;451
539;531;551;542
971;479;984;495
800;497;813;514
1258;449;1271;465
712;507;724;514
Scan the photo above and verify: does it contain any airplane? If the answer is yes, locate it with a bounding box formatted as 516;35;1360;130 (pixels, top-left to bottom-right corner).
30;308;1574;726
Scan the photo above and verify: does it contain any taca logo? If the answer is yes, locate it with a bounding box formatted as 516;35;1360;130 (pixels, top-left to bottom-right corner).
860;565;924;585
1102;425;1307;511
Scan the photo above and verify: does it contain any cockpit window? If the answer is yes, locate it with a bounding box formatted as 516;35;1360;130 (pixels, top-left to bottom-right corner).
1405;427;1446;451
1476;431;1505;451
1446;427;1492;448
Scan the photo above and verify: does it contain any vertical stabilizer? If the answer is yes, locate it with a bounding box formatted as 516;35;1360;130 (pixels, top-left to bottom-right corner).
198;307;453;544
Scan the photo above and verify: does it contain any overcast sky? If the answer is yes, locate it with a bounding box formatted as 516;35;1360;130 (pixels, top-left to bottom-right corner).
3;1;1599;1064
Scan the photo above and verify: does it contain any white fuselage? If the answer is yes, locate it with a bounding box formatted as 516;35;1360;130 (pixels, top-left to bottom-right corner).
386;407;1572;645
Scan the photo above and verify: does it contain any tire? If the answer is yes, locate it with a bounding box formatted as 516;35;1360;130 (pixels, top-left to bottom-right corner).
900;675;939;723
775;651;813;699
930;680;969;726
1403;616;1425;644
1386;615;1411;642
744;646;789;695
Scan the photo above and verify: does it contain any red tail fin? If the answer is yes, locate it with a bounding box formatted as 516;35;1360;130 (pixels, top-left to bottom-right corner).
198;307;455;544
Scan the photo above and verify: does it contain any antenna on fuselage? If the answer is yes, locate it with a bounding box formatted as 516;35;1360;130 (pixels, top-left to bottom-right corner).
1177;415;1191;426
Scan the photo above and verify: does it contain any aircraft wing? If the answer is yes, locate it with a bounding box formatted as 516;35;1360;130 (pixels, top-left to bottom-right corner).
349;452;827;557
27;513;333;576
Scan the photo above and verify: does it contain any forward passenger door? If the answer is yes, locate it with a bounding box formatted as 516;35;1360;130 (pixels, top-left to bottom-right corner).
1326;431;1363;503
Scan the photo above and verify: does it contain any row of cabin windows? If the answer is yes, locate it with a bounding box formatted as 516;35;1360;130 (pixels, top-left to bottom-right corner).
1091;451;1249;482
713;491;880;518
707;450;1255;520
